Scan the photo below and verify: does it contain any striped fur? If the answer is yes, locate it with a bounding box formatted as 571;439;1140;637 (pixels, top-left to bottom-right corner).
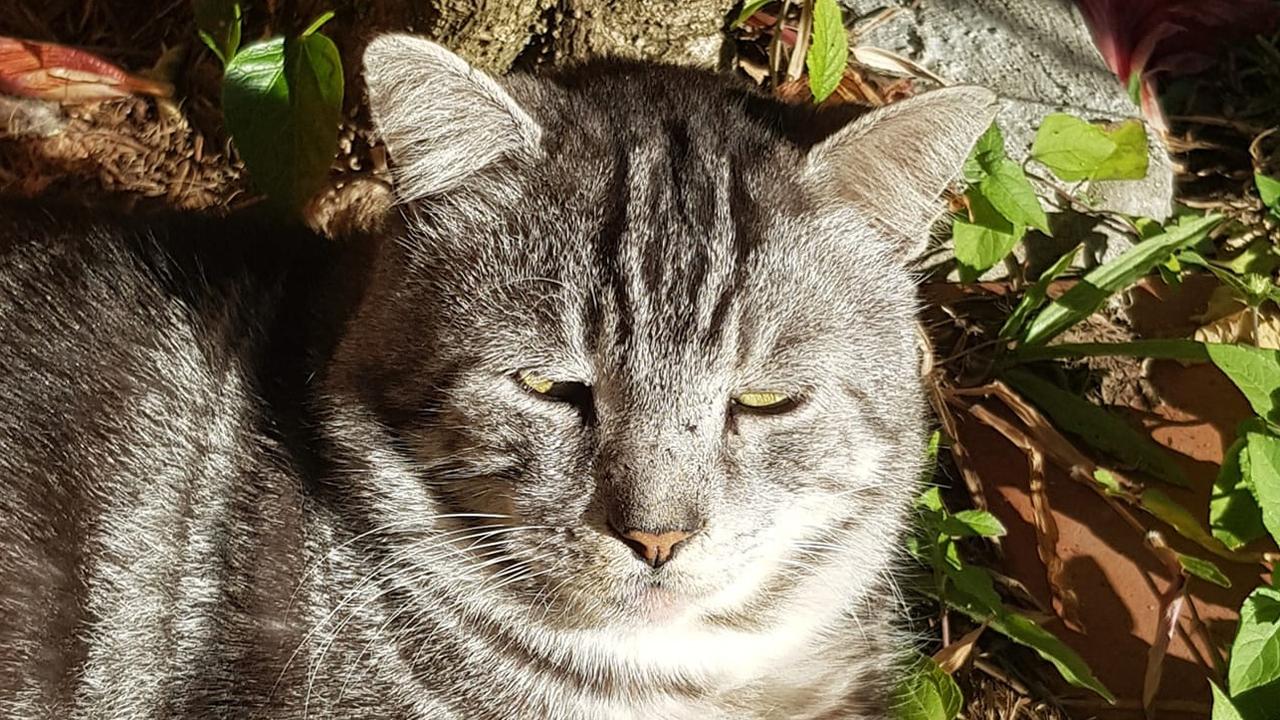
0;36;995;719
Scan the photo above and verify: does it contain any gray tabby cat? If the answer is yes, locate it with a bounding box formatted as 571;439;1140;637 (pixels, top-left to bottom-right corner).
0;34;994;719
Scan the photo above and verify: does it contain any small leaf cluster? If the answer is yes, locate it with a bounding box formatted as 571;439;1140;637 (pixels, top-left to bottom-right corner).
895;444;1113;719
195;1;345;212
951;115;1152;281
1204;346;1280;719
953;124;1048;279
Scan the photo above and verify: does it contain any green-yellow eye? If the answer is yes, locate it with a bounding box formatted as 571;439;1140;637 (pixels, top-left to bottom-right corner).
519;371;556;395
733;391;794;412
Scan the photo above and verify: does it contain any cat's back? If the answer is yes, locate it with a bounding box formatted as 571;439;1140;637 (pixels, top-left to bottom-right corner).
0;204;320;717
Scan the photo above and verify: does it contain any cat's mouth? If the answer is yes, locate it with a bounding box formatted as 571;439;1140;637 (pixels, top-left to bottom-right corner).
630;583;697;622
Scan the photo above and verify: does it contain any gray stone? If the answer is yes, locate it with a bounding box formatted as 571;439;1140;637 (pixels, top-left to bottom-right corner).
842;0;1175;273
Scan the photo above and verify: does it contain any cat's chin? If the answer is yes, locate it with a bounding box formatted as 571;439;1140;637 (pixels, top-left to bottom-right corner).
628;584;698;624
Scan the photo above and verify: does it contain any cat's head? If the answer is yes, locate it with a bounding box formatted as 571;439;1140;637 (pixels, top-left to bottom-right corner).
324;35;994;634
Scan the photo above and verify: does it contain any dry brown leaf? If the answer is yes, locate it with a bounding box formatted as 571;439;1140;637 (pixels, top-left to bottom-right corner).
850;45;949;85
1142;533;1188;719
0;36;172;103
932;624;986;674
966;403;1084;631
1192;286;1280;349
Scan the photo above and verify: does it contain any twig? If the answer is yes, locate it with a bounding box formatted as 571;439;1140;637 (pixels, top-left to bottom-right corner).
785;0;813;82
768;0;795;90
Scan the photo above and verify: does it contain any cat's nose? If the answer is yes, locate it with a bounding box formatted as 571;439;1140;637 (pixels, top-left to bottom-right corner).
610;524;697;568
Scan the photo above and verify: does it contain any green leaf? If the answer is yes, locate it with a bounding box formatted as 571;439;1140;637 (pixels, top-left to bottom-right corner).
1000;245;1080;339
953;190;1025;279
1013;339;1211;363
940;510;1007;538
194;0;242;65
222;21;344;211
979;157;1052;234
1176;553;1231;588
806;0;847;103
1142;488;1249;562
988;610;1116;702
732;0;772;27
1228;586;1280;696
1093;468;1124;495
1020;214;1224;345
1091;119;1149;181
942;557;1003;615
934;572;1114;702
1244;430;1280;546
1031;114;1118;182
1002;368;1187;486
1212;683;1246;720
893;655;963;720
1222;239;1280;277
1207;344;1280;426
1256;174;1280;214
1031;115;1147;182
1211;433;1267;550
963;122;1005;184
917;487;945;513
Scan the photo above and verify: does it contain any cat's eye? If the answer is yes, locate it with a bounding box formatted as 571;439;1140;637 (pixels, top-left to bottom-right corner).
515;371;595;421
518;370;556;396
732;391;796;414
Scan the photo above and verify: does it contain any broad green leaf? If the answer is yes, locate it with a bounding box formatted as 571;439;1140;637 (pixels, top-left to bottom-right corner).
1031;115;1147;182
979;157;1052;234
194;0;242;65
1206;344;1280;426
1020;214;1224;345
1000;245;1080;339
1176;553;1231;588
1211;433;1267;550
953;190;1025;279
1244;430;1280;546
893;655;962;720
1031;114;1117;182
963;122;1004;183
1212;683;1246;720
1231;679;1280;720
806;0;847;103
939;510;1007;538
1228;586;1280;696
1142;488;1250;562
222;17;344;211
1256;174;1280;214
1090;119;1148;180
1003;368;1187;486
942;558;1003;615
733;0;771;27
987;610;1116;702
1014;339;1210;363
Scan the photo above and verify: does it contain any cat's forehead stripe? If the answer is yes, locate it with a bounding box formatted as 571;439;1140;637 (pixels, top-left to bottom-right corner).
589;119;754;362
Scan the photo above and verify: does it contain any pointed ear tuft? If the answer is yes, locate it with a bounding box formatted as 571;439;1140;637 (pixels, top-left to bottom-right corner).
362;34;542;202
805;86;998;259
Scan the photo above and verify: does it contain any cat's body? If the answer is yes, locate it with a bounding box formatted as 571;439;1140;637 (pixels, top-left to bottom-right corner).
0;37;995;719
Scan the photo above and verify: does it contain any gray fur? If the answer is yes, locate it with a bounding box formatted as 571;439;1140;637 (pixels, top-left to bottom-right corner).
0;35;995;719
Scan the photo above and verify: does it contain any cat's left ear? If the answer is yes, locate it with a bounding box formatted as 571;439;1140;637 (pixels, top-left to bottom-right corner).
804;86;998;260
363;34;543;202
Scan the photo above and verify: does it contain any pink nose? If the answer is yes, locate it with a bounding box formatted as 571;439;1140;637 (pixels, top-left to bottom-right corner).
614;527;695;568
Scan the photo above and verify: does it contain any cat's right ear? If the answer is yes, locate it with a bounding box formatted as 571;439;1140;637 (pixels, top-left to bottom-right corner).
363;34;543;202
